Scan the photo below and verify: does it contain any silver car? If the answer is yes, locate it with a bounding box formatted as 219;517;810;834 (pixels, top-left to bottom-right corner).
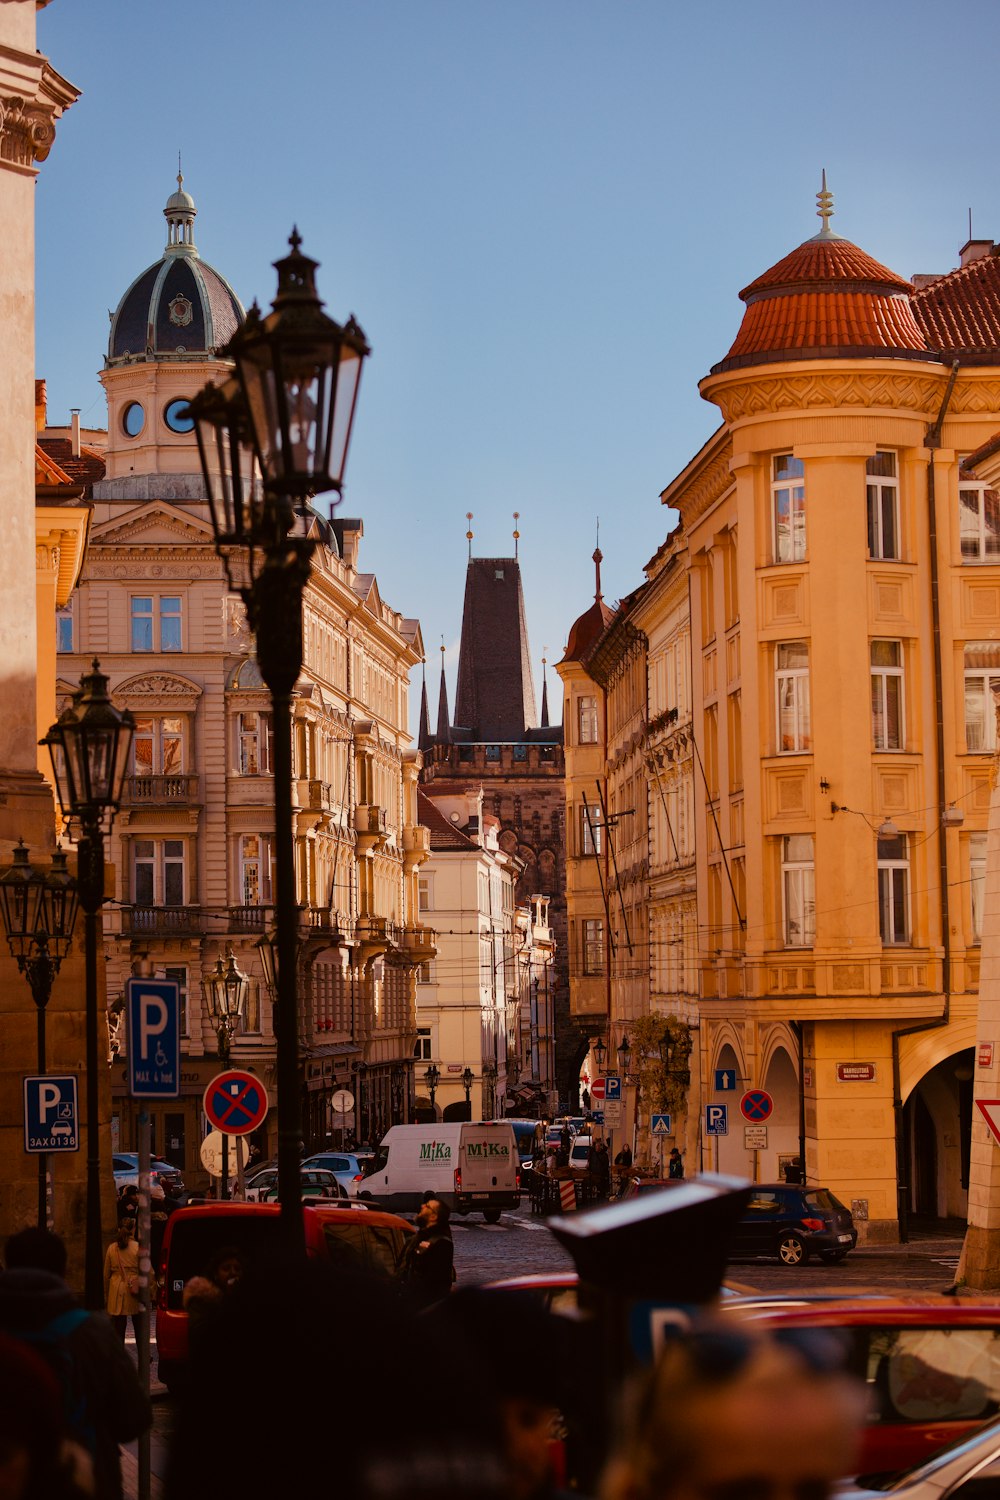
839;1415;1000;1498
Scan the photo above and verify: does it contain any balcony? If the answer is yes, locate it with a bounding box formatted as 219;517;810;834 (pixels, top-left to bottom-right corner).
397;925;437;967
402;825;431;869
228;905;271;933
354;804;389;855
122;906;202;936
122;773;200;805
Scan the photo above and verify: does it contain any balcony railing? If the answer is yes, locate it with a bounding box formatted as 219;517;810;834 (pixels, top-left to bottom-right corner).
122;906;202;935
229;905;271;933
122;773;200;804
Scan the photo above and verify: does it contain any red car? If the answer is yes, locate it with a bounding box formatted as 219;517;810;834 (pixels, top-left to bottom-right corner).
155;1202;412;1391
738;1296;1000;1477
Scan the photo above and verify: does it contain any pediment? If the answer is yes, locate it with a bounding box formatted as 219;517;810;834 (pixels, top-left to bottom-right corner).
114;671;204;707
352;573;382;614
91;501;215;548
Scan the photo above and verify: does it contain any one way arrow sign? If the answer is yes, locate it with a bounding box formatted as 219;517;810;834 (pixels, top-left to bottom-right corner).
976;1099;1000;1146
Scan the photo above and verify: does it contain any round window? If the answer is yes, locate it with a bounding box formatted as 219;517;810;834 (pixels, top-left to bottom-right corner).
164;399;195;434
122;402;145;438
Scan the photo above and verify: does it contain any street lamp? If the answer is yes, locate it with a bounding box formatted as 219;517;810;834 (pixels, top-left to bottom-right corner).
483;1061;498;1119
424;1064;440;1115
461;1066;474;1106
617;1033;632;1078
189;233;368;1257
41;659;134;1308
593;1036;607;1073
0;843;79;1225
204;951;249;1201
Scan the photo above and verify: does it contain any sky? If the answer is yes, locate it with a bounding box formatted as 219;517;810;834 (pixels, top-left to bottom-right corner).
35;0;1000;735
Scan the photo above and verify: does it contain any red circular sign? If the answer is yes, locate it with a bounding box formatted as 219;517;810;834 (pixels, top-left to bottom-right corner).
590;1077;607;1101
740;1089;773;1122
203;1070;269;1136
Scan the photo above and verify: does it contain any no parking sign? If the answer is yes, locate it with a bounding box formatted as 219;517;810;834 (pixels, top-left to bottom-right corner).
203;1070;269;1136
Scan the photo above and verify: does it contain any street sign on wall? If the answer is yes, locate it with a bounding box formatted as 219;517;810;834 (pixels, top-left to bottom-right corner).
705;1104;728;1136
744;1125;767;1150
602;1101;622;1128
714;1069;737;1092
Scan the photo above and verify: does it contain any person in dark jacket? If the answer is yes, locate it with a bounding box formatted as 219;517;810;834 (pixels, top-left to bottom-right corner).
0;1227;152;1500
590;1140;611;1198
400;1197;454;1309
668;1147;685;1180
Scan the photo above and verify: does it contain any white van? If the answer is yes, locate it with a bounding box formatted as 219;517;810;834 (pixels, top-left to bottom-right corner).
357;1121;520;1222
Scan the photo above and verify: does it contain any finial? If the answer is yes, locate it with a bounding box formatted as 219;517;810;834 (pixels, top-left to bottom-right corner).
177;150;182;189
593;542;604;602
466;511;473;560
513;511;520;559
816;169;834;236
440;636;446;659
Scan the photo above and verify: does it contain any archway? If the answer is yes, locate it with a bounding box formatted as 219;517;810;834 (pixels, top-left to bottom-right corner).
711;1041;744;1177
904;1048;973;1224
761;1046;799;1183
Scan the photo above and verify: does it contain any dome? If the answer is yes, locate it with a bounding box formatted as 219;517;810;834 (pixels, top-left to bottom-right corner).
107;174;244;366
710;181;929;375
561;548;615;664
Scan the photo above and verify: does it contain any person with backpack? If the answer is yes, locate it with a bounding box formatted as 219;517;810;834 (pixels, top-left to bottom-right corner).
0;1227;151;1500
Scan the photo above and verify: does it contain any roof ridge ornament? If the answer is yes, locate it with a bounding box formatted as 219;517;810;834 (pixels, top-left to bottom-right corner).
816;169;835;237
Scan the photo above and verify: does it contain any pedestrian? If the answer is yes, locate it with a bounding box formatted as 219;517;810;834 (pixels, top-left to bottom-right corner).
400;1196;454;1309
614;1144;632;1170
181;1245;244;1331
668;1147;684;1180
590;1139;611;1198
115;1184;138;1223
103;1218;145;1346
784;1156;804;1184
601;1321;865;1500
0;1226;151;1500
0;1329;90;1499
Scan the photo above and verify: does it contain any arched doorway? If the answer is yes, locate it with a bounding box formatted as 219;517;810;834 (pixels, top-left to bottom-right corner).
904;1048;973;1224
712;1042;744;1177
761;1046;799;1183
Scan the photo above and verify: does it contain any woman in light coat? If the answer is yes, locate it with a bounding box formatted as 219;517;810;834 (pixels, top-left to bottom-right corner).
103;1217;144;1343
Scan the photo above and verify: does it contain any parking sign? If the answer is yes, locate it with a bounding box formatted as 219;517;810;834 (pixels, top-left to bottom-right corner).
24;1076;79;1153
705;1103;728;1136
126;977;180;1098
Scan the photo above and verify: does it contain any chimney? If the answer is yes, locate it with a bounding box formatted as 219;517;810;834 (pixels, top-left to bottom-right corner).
959;238;994;269
34;379;46;433
70;409;81;458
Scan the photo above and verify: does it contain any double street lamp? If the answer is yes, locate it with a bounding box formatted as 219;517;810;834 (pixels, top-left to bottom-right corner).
204;951;250;1200
0;843;79;1226
188;232;368;1255
424;1064;441;1115
461;1066;474;1107
41;659;135;1308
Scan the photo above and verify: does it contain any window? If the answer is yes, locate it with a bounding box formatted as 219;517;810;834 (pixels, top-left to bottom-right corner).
965;643;1000;752
878;834;910;944
772;454;805;563
415;961;433;985
239;834;273;906
775;642;811;752
582;918;604;975
782;836;815;948
580;804;602;856
414;1028;432;1059
133;839;185;906
164;399;195;434
131;596;182;652
56;604;74;653
960;477;1000;562
162;965;188;1034
971;833;988;943
237;711;273;774
132;716;183;775
577;695;598;745
866;452;899;559
871;640;904;750
418;875;432;913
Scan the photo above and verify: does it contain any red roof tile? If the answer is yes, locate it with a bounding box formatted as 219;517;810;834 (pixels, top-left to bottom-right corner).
36;438;105;490
417;790;478;852
911;251;1000;357
561;596;616;665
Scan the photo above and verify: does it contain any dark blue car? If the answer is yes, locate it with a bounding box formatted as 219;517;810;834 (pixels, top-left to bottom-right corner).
730;1183;857;1266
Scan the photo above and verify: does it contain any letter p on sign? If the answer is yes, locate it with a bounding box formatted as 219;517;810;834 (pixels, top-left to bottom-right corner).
139;994;169;1058
37;1082;61;1123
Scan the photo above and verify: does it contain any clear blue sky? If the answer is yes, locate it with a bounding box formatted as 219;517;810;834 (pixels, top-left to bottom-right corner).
36;0;1000;732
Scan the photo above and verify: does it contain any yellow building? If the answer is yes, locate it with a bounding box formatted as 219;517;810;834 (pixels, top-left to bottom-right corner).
664;187;1000;1238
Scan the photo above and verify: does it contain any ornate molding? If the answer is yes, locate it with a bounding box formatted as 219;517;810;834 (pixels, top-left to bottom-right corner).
0;93;56;166
114;672;203;706
674;442;734;530
705;368;950;423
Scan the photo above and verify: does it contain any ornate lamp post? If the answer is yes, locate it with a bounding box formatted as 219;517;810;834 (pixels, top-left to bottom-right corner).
0;843;78;1225
617;1033;632;1078
204;951;249;1200
593;1035;607;1074
483;1061;498;1120
189;233;368;1256
461;1066;474;1109
41;660;134;1307
424;1063;440;1115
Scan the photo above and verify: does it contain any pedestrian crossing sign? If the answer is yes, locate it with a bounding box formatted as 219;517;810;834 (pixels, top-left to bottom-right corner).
651;1113;672;1135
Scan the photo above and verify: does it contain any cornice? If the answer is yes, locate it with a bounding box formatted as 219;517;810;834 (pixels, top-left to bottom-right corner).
671;441;734;532
699;360;970;425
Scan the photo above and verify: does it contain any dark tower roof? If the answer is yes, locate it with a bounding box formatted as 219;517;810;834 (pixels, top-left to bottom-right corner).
436;648;451;745
418;668;431;752
453;557;537;741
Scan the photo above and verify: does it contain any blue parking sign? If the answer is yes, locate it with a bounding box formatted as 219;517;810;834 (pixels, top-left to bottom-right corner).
605;1075;622;1101
24;1076;79;1153
126;977;180;1098
705;1103;728;1136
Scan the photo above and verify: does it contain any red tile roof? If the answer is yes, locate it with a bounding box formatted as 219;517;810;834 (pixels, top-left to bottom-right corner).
714;234;928;374
417;790;478;852
561;596;616;665
911;251;1000;359
36;437;105;490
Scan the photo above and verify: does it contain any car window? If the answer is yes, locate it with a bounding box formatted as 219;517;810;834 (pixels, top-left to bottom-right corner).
321;1222;411;1279
745;1193;781;1213
866;1327;1000;1426
329;1158;350;1173
804;1188;843;1213
113;1156;134;1171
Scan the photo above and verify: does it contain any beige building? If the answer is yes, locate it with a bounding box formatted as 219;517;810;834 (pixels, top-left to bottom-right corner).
56;180;431;1179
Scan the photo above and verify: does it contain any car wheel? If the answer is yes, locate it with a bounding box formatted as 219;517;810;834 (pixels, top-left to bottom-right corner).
820;1249;848;1264
777;1233;807;1266
483;1209;502;1225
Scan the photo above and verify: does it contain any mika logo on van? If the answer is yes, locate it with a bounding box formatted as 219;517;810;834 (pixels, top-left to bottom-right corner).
419;1141;452;1163
466;1142;510;1160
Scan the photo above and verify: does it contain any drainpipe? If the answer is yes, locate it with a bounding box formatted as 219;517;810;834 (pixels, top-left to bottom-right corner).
892;360;959;1243
790;1019;807;1177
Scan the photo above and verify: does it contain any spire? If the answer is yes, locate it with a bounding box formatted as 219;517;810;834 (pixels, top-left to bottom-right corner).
811;169;841;242
593;545;604;602
513;512;520;559
164;165;198;255
436;641;451;744
418;663;431;750
540;652;549;728
466;512;474;561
